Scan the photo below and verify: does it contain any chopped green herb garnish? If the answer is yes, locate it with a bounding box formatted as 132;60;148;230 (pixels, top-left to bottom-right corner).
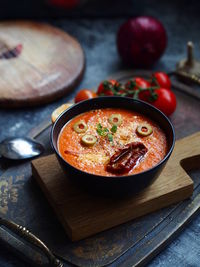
97;123;102;128
102;128;109;136
111;125;117;133
96;122;118;142
96;123;109;137
96;123;102;132
108;133;113;142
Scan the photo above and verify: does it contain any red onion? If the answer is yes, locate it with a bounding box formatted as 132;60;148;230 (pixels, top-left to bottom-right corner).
48;0;80;8
117;16;167;67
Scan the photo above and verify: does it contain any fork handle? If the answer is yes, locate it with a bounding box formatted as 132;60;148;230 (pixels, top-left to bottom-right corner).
0;217;63;267
175;70;200;84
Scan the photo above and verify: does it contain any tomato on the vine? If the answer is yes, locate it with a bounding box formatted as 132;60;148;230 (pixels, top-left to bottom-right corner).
152;72;171;89
139;87;176;116
125;77;150;90
97;79;119;96
75;89;97;103
135;77;151;89
125;77;151;98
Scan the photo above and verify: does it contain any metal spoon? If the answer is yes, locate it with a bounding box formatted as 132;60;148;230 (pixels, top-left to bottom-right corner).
0;137;44;160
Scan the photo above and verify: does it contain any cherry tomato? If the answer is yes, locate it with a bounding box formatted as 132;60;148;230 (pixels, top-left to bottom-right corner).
139;88;176;116
75;89;97;103
152;72;171;89
135;77;151;89
125;77;151;98
118;89;126;95
125;77;150;90
97;80;119;96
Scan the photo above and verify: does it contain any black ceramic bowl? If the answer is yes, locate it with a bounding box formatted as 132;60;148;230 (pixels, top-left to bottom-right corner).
51;97;175;196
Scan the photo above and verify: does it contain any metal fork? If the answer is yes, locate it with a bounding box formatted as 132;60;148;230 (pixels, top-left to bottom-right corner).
0;217;63;267
175;41;200;85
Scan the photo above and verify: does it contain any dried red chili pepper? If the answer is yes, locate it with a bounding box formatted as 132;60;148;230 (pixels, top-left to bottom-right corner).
106;142;148;174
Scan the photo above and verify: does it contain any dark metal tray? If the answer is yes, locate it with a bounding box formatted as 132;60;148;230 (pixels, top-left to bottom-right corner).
0;71;200;267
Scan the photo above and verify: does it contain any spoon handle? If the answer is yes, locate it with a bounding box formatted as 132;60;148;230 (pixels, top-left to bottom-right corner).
0;217;63;267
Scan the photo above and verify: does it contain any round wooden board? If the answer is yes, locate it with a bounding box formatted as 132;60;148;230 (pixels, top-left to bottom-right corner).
0;21;85;108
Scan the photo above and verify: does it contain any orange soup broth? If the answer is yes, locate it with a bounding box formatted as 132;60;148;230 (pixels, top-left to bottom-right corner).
58;108;168;176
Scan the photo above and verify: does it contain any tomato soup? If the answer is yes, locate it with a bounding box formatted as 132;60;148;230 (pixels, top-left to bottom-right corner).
58;108;168;176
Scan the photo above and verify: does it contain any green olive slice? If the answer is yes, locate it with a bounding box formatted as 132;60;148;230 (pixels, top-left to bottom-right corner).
81;134;97;146
136;124;153;136
108;114;122;126
73;120;87;133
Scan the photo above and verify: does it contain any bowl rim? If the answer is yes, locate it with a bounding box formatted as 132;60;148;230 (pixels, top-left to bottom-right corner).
51;96;175;179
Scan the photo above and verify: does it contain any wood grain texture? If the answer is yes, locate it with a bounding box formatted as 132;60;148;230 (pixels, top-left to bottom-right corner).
30;132;200;241
0;21;85;108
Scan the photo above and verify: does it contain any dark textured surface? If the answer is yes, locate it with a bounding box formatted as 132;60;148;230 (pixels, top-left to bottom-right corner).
1;76;200;267
0;0;200;266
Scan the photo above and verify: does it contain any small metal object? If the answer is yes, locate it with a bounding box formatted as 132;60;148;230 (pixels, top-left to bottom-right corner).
0;137;44;160
176;41;200;84
0;217;63;267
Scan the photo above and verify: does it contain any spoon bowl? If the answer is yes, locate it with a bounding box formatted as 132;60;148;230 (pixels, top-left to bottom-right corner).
0;137;44;160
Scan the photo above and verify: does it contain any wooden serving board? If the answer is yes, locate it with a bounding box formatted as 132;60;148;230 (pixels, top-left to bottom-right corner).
0;21;85;108
31;132;200;241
